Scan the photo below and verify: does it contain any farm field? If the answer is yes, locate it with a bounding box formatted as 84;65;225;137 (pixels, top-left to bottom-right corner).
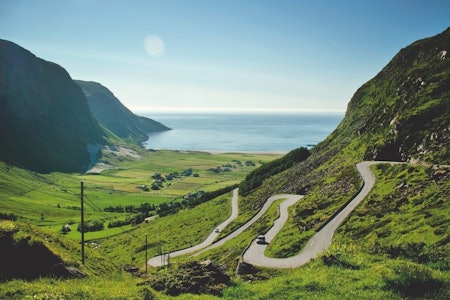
0;149;282;242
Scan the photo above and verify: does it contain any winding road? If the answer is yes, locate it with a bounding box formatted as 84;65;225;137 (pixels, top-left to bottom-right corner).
148;161;385;268
243;161;379;268
148;188;239;267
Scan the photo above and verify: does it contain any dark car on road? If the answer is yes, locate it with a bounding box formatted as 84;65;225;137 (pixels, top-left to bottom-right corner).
256;235;266;244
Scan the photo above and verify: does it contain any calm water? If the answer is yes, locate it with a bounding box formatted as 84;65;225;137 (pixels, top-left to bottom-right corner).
142;113;343;153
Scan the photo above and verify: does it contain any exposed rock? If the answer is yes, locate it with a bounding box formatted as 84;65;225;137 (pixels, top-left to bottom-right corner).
123;264;139;273
49;263;86;279
141;261;231;296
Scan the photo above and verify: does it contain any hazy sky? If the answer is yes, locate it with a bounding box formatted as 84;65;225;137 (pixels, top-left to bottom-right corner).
1;1;449;113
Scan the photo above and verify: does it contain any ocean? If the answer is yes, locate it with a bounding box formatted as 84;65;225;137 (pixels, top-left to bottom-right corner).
142;113;344;153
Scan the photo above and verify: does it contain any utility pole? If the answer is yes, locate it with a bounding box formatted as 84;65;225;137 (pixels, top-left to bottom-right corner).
145;234;148;275
158;227;163;266
81;181;85;265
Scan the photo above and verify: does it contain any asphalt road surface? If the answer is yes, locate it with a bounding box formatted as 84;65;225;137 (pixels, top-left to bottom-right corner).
149;161;387;268
243;161;379;268
148;188;239;267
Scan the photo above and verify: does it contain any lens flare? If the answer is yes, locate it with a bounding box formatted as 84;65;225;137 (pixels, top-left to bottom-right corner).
144;35;165;57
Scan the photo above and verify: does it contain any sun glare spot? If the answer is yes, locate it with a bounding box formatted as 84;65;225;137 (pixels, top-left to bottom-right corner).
144;35;165;58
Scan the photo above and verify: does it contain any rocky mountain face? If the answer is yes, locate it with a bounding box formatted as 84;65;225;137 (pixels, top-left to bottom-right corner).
76;80;170;143
338;27;450;164
0;39;104;173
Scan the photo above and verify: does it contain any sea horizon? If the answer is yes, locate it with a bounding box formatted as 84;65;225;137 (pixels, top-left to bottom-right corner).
135;107;346;116
142;112;344;153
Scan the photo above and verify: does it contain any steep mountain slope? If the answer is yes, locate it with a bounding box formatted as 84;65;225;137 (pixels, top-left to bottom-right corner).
76;80;170;143
0;39;104;173
238;29;449;218
237;27;449;275
280;27;450;196
329;27;450;164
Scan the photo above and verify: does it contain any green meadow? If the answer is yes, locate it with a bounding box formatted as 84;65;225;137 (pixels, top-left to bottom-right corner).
0;149;282;242
1;149;449;299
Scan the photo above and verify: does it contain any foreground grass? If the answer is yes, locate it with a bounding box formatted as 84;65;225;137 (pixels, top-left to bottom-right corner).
0;274;145;300
223;246;448;300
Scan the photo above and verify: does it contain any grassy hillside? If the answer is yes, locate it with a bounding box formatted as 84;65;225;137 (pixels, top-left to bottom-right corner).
221;163;449;299
0;220;148;299
0;150;280;239
218;27;450;299
0;150;283;298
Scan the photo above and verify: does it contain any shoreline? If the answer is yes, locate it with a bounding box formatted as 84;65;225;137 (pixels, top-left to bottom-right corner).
88;147;286;174
148;148;289;155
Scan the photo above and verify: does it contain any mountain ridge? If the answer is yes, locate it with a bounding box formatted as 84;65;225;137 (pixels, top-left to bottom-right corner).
345;27;450;163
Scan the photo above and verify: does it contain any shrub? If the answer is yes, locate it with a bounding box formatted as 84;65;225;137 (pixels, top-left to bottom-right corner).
0;212;17;221
382;261;445;298
239;147;310;195
142;261;231;296
77;220;104;232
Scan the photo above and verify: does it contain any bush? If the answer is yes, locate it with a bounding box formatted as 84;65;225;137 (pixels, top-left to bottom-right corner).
239;147;310;195
142;261;231;296
0;212;17;221
77;220;104;232
383;261;445;298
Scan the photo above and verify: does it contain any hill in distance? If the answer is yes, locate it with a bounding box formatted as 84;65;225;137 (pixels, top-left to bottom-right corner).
76;80;170;143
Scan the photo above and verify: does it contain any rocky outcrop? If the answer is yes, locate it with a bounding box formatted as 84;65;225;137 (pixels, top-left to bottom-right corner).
0;230;85;280
141;260;231;296
346;27;450;164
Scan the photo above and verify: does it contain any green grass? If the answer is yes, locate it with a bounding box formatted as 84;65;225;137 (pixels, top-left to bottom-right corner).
0;150;282;299
0;273;148;300
97;192;233;267
1;148;449;299
0;150;281;241
215;162;449;299
336;163;450;269
222;246;448;300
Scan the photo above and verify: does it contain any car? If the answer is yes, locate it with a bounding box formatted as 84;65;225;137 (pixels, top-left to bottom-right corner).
214;228;220;233
256;235;266;244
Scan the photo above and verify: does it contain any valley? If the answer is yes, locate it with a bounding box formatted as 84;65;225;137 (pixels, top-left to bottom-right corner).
0;149;282;242
0;21;449;299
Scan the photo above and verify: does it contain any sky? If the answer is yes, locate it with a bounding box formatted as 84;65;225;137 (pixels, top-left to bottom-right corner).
1;1;449;113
